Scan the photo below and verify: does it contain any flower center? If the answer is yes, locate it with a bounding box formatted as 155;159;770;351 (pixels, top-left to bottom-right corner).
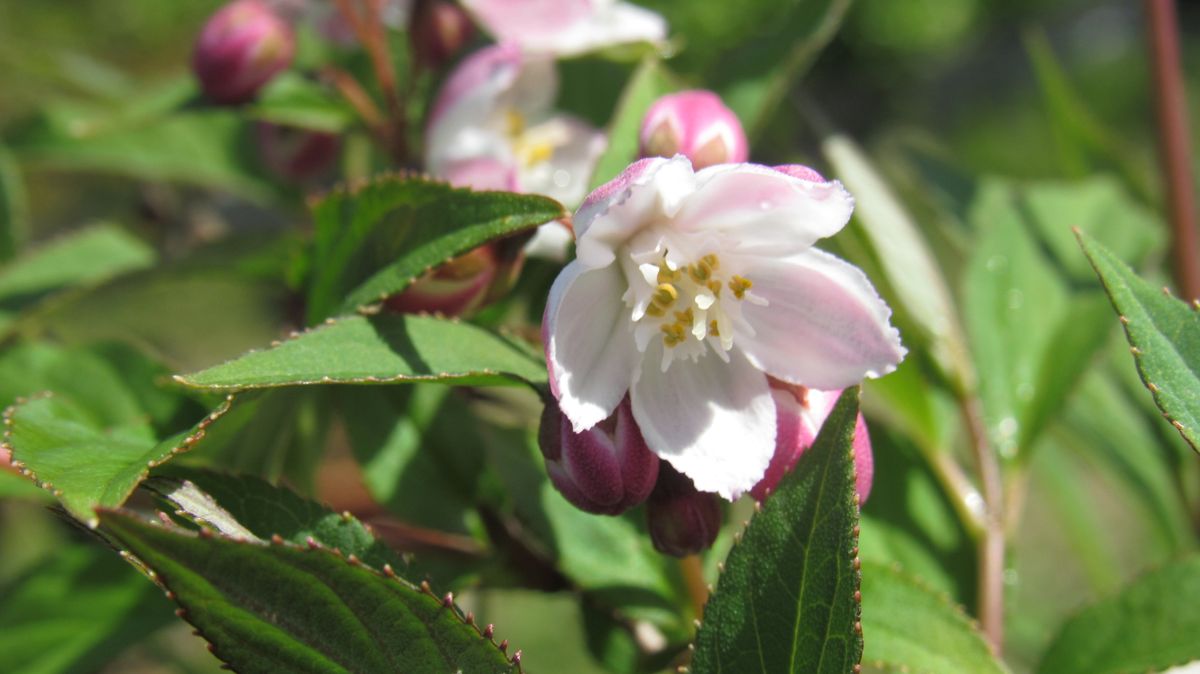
506;109;555;168
625;251;767;369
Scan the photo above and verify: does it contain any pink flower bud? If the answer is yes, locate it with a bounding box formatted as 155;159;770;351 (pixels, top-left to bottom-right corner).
412;1;475;69
749;383;874;503
193;0;295;105
638;90;748;169
539;397;660;515
256;123;340;183
646;463;722;557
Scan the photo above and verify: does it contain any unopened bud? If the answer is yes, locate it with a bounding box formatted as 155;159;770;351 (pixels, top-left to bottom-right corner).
639;90;748;169
193;0;295;104
750;384;874;503
539;397;659;515
646;463;722;557
256;123;340;183
413;1;475;69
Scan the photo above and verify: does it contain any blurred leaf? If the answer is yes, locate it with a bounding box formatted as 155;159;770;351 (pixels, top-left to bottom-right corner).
693;389;863;673
177;314;548;390
248;72;357;133
99;510;520;674
0;342;154;427
307;175;564;321
0;543;172;674
2;393;233;526
468;590;611;674
0;145;28;261
145;467;407;571
14;108;278;203
0;223;155;331
26;265;290;373
0;470;50;500
1036;555;1200;674
587;58;674;190
823;133;973;391
1078;231;1200;453
860;562;1008;674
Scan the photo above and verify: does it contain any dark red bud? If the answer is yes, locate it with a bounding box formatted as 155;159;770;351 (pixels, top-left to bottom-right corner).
193;0;295;105
646;463;722;557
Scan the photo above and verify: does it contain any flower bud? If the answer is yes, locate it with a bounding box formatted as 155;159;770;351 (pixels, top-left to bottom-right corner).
646;463;722;557
193;0;295;105
256;123;340;183
412;1;475;69
539;397;660;515
749;384;874;503
638;90;748;169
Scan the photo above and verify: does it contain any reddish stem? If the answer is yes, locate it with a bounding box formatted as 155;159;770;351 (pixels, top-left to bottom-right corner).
1146;0;1200;299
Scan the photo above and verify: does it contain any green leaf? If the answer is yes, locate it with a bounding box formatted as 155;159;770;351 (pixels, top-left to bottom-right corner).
248;72;357;133
306;174;564;321
176;314;548;390
0;543;172;674
2;393;234;526
693;388;863;673
1077;230;1200;453
860;563;1008;674
822;133;973;391
145;467;407;571
587;58;675;190
0;223;155;327
0;145;29;261
1036;555;1200;674
99;510;521;674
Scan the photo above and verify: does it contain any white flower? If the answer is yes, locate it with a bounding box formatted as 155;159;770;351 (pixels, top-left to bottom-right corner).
544;156;906;499
460;0;666;57
426;43;606;259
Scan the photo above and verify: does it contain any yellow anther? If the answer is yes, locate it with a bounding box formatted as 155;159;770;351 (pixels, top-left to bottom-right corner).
660;322;687;347
701;254;719;270
653;283;678;306
688;261;712;283
674;308;694;324
505;109;526;137
729;275;753;299
706;280;723;297
517;141;554;167
709;320;720;336
644;303;667;318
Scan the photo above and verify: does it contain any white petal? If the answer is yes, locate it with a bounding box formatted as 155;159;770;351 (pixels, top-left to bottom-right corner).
631;347;775;499
522;221;574;261
463;0;667;57
546;261;637;431
517;114;606;207
737;248;906;390
675;163;854;256
575;155;695;269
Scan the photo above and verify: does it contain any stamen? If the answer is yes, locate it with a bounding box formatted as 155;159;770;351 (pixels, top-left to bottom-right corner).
709;320;720;337
706;280;722;297
729;275;753;299
674;308;694;324
506;110;526;137
653;283;678;306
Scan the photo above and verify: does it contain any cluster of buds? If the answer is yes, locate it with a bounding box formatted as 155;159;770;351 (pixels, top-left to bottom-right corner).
192;0;295;104
538;384;874;557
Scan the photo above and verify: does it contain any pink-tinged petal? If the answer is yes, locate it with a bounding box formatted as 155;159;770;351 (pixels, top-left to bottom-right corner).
676;163;854;256
575;155;695;268
517;114;607;207
428;43;523;129
463;0;666;57
804;389;874;503
442;157;519;191
461;0;593;43
773;164;826;182
737;247;905;391
630;346;775;500
546;261;637;431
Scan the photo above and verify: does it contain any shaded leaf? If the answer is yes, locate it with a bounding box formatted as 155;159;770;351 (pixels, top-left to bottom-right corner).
248;72;356;133
1077;230;1200;453
1;393;234;526
0;145;28;261
176;314;547;390
692;389;863;673
99;510;521;674
306;174;564;321
860;562;1008;674
1036;555;1200;674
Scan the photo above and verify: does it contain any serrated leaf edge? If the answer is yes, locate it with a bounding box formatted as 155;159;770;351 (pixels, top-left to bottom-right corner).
103;510;525;674
1;392;237;527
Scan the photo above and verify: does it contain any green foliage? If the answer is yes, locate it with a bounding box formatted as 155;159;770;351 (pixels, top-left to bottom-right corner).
0;543;172;674
588;58;675;190
693;389;863;674
1078;231;1200;453
1036;555;1200;674
306;174;564;321
860;562;1009;674
177;313;547;390
99;510;521;674
250;72;358;133
0;145;28;261
2;393;232;525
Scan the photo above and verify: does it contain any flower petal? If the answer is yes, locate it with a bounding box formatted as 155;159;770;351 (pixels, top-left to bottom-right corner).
675;163;854;256
546;261;637;431
463;0;666;57
736;247;906;390
517;113;607;207
630;346;775;499
574;155;695;269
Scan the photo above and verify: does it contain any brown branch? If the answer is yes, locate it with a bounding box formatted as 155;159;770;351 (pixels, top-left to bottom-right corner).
333;0;407;163
1146;0;1200;299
